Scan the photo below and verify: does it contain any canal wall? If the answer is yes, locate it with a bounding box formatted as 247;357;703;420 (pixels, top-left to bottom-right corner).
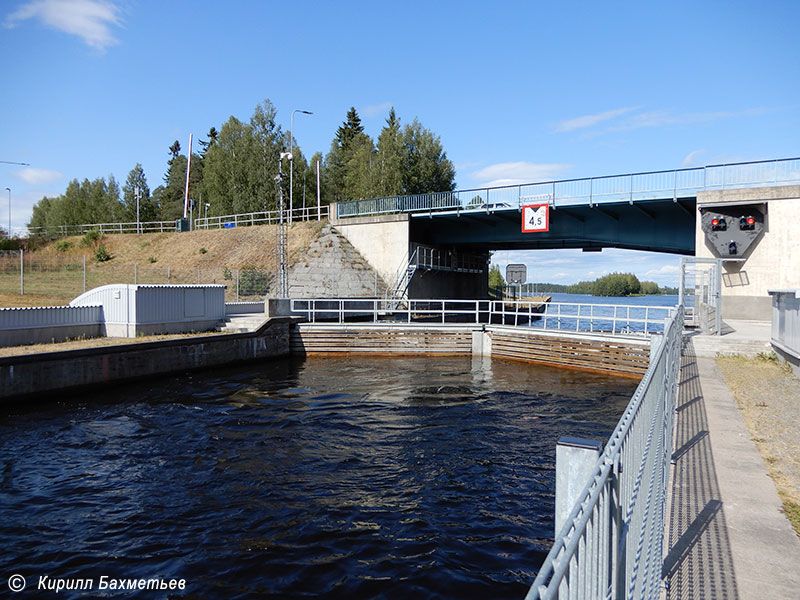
291;324;650;377
0;318;294;401
0;319;650;402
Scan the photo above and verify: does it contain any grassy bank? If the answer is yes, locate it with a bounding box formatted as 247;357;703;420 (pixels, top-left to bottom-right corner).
716;354;800;537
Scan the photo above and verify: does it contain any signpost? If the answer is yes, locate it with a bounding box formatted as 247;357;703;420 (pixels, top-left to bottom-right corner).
506;263;527;300
522;203;549;232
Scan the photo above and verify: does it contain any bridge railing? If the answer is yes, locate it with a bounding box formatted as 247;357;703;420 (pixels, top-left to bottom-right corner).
524;305;684;600
289;298;674;335
336;157;800;218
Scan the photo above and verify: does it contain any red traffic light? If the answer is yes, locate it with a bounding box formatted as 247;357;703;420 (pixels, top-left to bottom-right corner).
739;215;756;230
710;217;727;231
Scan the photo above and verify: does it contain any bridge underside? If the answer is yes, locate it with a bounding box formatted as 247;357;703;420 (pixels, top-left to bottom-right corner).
409;197;697;255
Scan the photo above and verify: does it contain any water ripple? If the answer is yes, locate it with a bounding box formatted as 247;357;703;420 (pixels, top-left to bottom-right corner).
0;356;635;599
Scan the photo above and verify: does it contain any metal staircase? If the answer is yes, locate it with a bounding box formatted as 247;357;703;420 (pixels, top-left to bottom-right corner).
386;248;419;309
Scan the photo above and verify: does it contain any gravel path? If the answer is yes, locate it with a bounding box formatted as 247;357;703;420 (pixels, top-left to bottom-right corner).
716;356;800;509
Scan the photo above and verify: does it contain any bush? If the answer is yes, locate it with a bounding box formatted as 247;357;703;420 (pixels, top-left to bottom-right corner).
199;247;207;254
54;240;73;252
94;244;112;262
148;256;157;263
0;238;22;251
239;265;272;296
80;229;103;247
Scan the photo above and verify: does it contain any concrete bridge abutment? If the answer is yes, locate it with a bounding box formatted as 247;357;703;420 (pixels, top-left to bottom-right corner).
696;185;800;321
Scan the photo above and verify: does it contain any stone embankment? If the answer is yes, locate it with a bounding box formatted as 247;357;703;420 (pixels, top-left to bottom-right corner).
288;224;389;298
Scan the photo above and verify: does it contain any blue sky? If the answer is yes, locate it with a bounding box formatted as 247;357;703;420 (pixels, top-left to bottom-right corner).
2;0;798;286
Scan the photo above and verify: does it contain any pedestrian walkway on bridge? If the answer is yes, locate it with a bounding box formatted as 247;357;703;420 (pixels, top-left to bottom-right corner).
665;332;800;599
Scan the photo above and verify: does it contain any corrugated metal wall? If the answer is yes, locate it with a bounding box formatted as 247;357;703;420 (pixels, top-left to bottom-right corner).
69;284;226;326
0;305;103;330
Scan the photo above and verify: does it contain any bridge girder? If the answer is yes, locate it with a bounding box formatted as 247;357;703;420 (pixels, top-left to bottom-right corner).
409;197;696;256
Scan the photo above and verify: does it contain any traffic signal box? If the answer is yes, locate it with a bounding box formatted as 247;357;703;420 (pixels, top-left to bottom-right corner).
700;205;764;258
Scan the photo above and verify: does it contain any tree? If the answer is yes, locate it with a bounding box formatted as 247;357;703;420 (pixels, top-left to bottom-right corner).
198;127;218;157
249;99;284;212
592;272;641;296
168;140;181;161
27;177;123;230
325;107;372;203
489;265;505;289
122;164;156;222
401;118;455;194
374;108;404;196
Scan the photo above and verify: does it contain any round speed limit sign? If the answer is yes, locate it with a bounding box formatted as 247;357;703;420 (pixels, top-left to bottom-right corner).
522;204;549;232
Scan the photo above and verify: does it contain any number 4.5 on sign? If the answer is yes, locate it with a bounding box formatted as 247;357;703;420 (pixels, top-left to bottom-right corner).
522;204;549;232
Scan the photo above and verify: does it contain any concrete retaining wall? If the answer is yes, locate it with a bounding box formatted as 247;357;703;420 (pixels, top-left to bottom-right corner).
329;211;410;286
0;318;294;401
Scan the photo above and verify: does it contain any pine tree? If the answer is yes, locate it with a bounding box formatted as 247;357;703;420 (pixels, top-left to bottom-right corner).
375;107;404;196
122;164;156;222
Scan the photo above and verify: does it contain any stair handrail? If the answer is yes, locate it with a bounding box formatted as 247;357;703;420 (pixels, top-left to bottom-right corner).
386;246;419;306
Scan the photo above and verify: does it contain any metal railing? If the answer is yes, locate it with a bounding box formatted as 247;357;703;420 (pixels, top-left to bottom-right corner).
768;289;800;361
194;205;328;230
412;243;488;273
679;258;722;334
26;206;329;237
525;305;684;599
289;298;673;335
29;220;179;236
337;157;800;218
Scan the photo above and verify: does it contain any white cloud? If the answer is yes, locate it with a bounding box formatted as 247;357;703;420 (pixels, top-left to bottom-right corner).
5;0;123;51
454;161;482;172
14;167;64;185
360;102;393;118
554;107;639;133
469;162;571;187
645;264;680;277
606;107;769;133
681;149;706;167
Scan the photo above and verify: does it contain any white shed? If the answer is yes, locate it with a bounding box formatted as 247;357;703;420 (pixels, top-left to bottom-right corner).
70;284;226;337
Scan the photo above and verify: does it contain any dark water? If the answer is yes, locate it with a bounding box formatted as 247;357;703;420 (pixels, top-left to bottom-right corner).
0;356;637;599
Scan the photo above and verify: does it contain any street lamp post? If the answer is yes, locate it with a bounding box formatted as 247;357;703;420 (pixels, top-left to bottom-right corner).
5;188;10;239
290;109;313;224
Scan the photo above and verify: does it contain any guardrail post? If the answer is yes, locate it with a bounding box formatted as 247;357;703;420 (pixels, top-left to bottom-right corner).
555;437;603;535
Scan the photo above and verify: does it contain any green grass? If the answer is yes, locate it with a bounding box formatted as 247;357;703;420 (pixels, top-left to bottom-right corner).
780;495;800;538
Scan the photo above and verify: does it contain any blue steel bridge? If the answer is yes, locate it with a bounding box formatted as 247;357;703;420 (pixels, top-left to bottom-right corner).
335;157;800;255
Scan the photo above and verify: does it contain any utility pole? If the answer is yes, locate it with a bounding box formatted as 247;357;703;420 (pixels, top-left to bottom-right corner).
135;185;141;234
316;160;321;221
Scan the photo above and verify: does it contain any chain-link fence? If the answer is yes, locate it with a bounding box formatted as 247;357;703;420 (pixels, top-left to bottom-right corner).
0;250;277;305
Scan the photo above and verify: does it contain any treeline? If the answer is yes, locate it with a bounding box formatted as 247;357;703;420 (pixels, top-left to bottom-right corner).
489;267;678;296
28;101;455;231
524;273;678;296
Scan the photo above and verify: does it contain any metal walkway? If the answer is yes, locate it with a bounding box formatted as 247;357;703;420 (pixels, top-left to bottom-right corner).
664;338;800;599
663;342;738;598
